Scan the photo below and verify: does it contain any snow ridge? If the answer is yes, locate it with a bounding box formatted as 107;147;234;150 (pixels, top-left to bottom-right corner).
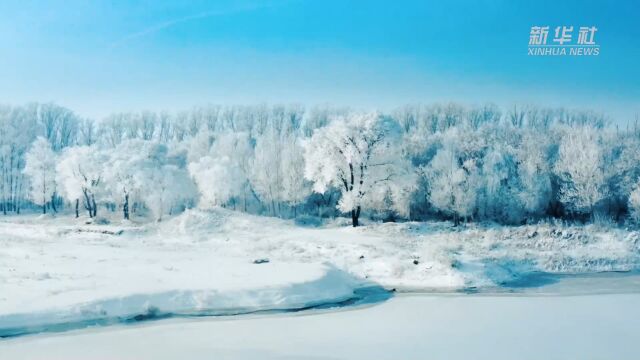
0;266;378;338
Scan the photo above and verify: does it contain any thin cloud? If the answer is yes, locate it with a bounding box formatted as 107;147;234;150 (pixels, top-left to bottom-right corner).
108;2;281;49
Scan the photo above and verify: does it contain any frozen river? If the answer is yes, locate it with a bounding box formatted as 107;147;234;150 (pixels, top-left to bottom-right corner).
1;273;639;360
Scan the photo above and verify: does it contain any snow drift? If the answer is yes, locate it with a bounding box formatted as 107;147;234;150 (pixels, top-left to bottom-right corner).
0;265;366;337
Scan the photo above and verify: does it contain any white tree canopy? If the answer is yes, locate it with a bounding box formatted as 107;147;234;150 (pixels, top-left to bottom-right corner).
23;137;57;210
189;132;251;209
303;113;415;226
554;126;608;215
421;133;480;224
55;145;107;217
3;102;639;225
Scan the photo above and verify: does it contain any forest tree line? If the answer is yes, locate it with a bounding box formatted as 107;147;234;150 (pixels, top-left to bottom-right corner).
2;102;640;227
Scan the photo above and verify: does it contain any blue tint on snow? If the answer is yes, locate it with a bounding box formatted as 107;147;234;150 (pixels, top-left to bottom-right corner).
0;285;393;339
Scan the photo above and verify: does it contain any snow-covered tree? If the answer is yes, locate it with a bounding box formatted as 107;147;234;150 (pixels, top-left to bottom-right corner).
56;146;106;218
303;113;415;226
629;184;640;224
1;101;637;225
514;132;552;217
189;156;242;209
35;103;79;151
480;145;521;222
23;137;57;213
189;132;252;210
144;162;195;221
421;144;480;225
187;129;214;163
250;129;284;216
78;119;97;146
610;134;640;211
136;143;196;221
554;127;608;217
103;140;148;219
0;105;39;214
190;155;244;208
279;133;311;214
101;114;127;147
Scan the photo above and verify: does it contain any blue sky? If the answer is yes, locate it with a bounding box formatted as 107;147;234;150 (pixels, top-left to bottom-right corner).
0;0;638;122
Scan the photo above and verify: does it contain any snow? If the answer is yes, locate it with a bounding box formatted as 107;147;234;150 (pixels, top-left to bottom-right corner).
1;209;639;336
2;280;640;359
157;208;639;289
0;264;359;335
0;214;362;336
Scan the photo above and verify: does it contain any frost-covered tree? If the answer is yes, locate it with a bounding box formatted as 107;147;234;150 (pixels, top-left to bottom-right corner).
554;127;608;217
611;134;640;210
103;140;148;219
189;156;244;208
101;114;127;147
629;184;640;224
421;142;480;225
120;141;196;220
145;164;195;221
187;129;214;163
250;129;284;216
1;101;638;225
78;119;97;146
280;133;312;214
137;144;196;221
303;113;414;226
56;146;107;218
0;105;39;214
514;132;552;217
23;137;57;213
35;103;79;151
189;132;252;210
480;146;521;222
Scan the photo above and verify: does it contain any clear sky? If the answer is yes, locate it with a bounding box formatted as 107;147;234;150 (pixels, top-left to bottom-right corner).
0;0;638;123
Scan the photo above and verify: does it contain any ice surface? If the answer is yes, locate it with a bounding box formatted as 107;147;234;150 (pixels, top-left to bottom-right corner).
2;281;639;359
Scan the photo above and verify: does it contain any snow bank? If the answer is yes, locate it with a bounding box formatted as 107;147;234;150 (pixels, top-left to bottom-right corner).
155;209;640;289
444;223;640;287
1;210;639;335
0;264;360;337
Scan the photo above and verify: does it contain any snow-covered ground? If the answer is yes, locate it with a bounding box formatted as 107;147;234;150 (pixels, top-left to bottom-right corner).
157;208;640;289
1;208;639;337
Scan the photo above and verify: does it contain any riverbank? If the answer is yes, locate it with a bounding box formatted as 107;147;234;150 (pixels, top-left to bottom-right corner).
1;209;639;340
2;276;639;359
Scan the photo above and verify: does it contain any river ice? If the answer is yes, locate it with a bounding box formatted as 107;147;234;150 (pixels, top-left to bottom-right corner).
2;274;639;360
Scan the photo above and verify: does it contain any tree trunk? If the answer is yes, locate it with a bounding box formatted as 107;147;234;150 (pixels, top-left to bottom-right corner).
123;193;129;220
1;169;6;215
75;199;79;218
351;205;361;227
91;194;97;217
243;186;247;212
51;194;57;213
42;203;46;214
83;190;93;217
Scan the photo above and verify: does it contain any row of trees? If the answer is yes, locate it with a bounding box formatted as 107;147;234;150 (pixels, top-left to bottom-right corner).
4;102;640;226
